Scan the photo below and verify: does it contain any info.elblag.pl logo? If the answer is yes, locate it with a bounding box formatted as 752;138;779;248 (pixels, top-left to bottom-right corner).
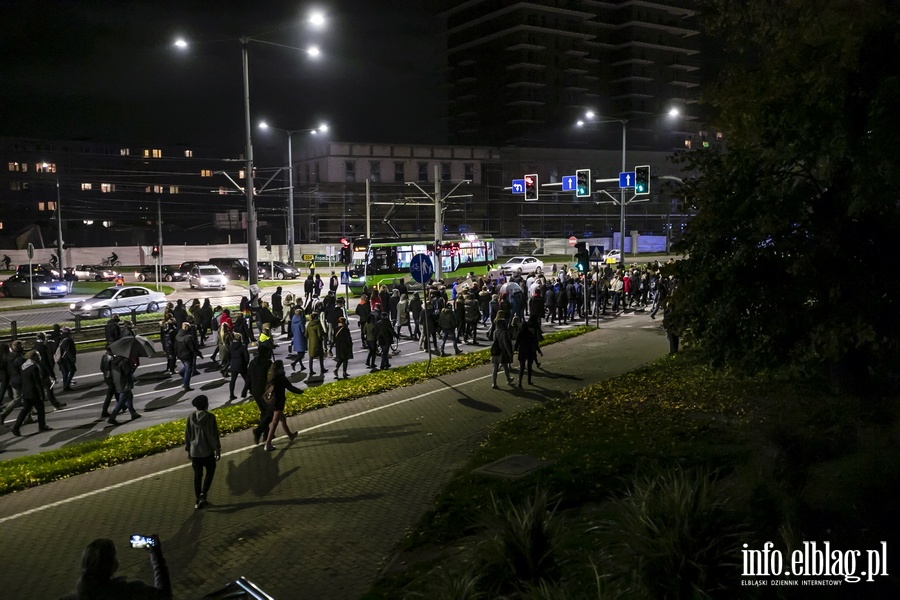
741;541;889;587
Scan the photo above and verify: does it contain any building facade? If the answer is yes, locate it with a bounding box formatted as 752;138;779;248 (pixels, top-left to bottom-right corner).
437;0;701;150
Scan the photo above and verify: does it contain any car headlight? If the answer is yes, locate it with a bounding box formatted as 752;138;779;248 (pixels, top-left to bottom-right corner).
69;303;77;309
82;304;93;311
200;277;209;284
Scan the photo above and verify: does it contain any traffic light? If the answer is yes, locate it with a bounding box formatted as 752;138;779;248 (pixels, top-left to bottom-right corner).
151;245;160;258
524;174;539;201
265;235;272;252
340;238;352;264
575;169;591;198
573;241;588;273
635;165;650;195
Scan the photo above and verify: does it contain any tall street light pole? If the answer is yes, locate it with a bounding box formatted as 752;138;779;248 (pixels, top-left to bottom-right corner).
241;37;258;290
259;122;329;265
578;108;680;259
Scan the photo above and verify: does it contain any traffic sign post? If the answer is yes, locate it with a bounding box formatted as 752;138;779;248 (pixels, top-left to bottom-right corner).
409;253;434;284
589;245;605;261
619;172;635;188
561;175;577;192
511;179;525;195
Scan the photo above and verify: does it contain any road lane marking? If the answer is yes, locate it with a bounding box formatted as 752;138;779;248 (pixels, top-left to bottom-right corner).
0;371;492;524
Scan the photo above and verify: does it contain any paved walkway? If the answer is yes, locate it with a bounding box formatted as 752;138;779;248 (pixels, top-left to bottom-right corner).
0;319;666;599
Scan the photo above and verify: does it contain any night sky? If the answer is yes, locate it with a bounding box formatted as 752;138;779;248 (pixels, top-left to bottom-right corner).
0;0;444;159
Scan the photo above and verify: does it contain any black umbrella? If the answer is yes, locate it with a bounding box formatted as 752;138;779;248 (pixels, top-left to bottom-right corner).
109;335;156;359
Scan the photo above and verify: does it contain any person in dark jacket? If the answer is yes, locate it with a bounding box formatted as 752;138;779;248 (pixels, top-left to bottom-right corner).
374;312;396;370
62;537;172;600
228;333;250;400
256;301;275;335
0;344;11;408
107;354;140;424
172;299;188;327
197;298;214;345
33;332;66;409
57;327;78;391
247;347;274;445
0;341;25;424
160;319;178;375
104;315;122;344
232;313;254;345
184;394;221;509
10;351;52;436
332;317;354;378
514;315;542;387
355;294;371;348
263;360;304;451
175;322;200;392
490;319;514;389
438;305;461;356
306;312;326;375
99;346;117;419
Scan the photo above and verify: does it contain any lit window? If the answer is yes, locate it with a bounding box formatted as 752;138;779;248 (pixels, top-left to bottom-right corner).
38;202;58;211
81;183;92;190
21;163;28;173
37;162;56;173
152;149;162;158
684;139;692;149
238;170;245;180
184;150;193;158
143;149;150;158
101;183;115;193
10;181;23;191
716;132;724;141
0;222;4;229
169;185;179;194
201;169;213;177
8;162;19;172
120;148;130;156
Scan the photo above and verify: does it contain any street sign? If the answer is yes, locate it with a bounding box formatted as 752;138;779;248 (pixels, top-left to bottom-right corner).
27;243;34;260
511;179;525;194
340;271;350;285
561;175;577;192
409;253;434;284
589;245;605;261
619;172;635;188
568;236;578;247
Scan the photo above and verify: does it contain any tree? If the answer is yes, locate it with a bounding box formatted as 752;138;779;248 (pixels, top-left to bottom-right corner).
671;0;900;390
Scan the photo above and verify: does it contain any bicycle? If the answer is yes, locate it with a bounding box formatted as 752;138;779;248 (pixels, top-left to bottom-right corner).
101;257;122;267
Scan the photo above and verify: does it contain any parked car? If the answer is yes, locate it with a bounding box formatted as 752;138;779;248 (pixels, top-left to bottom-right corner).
499;256;544;276
72;264;118;281
134;265;182;282
259;260;299;280
69;286;166;318
208;257;264;281
188;264;227;290
0;274;68;298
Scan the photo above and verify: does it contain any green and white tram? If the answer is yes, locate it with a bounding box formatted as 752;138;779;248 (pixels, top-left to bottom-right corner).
346;236;496;295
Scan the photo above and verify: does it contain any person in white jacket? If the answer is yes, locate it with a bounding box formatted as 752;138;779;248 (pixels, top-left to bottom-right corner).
184;395;221;509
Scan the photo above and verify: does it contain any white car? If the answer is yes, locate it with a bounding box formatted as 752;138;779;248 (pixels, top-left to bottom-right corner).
188;264;228;290
69;286;166;319
602;249;622;263
499;256;544;275
72;264;118;281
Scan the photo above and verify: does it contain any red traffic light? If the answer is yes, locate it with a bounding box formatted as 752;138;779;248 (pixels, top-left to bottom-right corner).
340;238;350;247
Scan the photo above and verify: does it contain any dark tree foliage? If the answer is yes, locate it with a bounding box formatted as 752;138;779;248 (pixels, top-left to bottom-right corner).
671;0;900;389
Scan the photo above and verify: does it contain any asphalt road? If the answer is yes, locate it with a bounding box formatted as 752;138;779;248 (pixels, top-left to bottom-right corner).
0;312;668;599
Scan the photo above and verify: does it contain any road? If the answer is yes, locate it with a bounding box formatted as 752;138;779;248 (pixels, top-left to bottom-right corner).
0;312;667;599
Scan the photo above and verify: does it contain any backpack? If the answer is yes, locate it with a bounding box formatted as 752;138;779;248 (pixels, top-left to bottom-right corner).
262;364;276;405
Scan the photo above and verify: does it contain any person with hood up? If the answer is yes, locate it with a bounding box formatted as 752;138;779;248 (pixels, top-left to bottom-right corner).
306;311;326;376
289;308;307;371
175;322;201;392
489;319;515;389
184;394;220;509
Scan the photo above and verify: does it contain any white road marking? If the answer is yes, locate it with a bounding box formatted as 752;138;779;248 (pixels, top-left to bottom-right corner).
0;371;492;524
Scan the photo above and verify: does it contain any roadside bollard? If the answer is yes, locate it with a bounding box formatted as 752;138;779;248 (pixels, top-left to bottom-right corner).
10;320;17;341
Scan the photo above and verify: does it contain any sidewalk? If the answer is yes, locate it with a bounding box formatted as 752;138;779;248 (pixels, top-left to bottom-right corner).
0;322;666;599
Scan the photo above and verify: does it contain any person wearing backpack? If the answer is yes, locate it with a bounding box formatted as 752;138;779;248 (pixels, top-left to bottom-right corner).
107;354;140;425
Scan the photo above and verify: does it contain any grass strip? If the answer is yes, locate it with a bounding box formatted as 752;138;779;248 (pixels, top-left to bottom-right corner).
0;326;591;496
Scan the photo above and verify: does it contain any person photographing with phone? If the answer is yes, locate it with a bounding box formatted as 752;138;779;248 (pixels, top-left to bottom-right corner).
62;535;172;599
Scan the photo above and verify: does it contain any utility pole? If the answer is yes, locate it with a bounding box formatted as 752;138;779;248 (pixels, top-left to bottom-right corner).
55;177;64;277
434;164;442;281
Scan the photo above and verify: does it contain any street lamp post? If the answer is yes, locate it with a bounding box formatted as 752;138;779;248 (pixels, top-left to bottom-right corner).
259;122;328;265
577;108;679;260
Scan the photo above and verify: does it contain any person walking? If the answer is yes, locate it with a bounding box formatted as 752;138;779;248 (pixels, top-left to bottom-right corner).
438;304;461;356
364;313;378;369
197;299;214;346
332;316;353;378
289;308;307;371
104;315;121;344
216;320;233;376
306;311;326;376
396;293;413;339
32;332;66;409
57;327;78;391
514;315;542;387
247;346;274;445
1;342;26;426
227;333;250;399
107;353;140;425
160;318;178;375
10;351;53;436
0;344;12;410
99;346;117;419
355;293;372;349
490;319;515;389
175;322;200;392
184;394;220;509
374;312;396;370
271;286;284;333
262;360;303;451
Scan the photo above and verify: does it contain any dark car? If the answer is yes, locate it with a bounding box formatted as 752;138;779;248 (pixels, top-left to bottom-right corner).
0;274;68;298
208;257;265;281
134;265;183;282
16;263;60;278
259;260;300;280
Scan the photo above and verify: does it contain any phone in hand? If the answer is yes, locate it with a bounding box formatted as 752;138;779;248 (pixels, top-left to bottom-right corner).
129;534;157;549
